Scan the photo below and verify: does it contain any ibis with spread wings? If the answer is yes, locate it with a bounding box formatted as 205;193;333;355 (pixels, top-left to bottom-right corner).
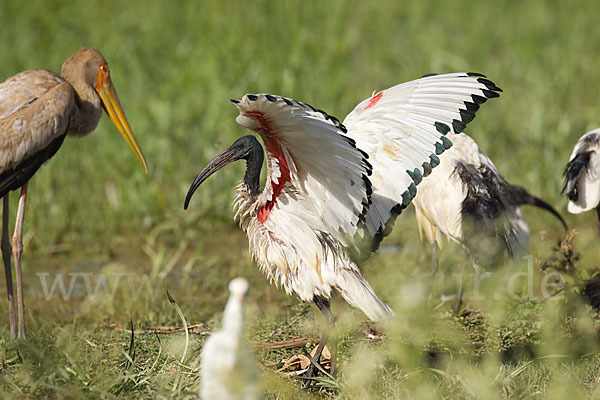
184;73;501;366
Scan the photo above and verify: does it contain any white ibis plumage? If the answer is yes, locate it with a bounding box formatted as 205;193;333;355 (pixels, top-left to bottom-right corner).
199;277;260;400
563;128;600;235
413;132;567;266
0;48;148;338
184;73;501;367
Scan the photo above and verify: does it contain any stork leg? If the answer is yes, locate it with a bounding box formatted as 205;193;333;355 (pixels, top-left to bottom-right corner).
2;195;16;340
13;184;27;339
305;296;336;379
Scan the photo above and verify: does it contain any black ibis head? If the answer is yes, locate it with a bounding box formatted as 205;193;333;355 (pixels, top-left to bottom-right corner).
184;135;264;210
509;185;568;230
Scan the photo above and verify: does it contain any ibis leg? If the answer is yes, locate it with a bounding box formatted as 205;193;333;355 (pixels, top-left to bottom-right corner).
12;184;27;339
453;262;465;315
306;296;336;378
427;240;439;302
2;195;16;339
431;240;439;277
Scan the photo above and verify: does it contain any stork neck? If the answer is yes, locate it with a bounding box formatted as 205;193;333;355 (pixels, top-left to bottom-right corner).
64;75;103;136
243;143;264;197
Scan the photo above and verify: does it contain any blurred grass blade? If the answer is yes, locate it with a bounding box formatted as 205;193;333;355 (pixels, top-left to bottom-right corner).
299;347;338;389
167;290;189;364
505;355;571;383
125;319;136;370
148;333;163;373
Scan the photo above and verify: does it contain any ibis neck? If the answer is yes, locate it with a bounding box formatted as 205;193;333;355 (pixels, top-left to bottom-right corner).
243;144;264;197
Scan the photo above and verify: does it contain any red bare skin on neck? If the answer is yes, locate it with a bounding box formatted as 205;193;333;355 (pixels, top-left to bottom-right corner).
245;111;291;223
365;92;383;109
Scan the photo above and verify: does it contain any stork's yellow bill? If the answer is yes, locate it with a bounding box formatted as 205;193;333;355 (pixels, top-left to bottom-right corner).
95;62;149;173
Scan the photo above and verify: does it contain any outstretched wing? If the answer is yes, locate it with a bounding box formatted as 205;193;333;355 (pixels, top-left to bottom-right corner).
563;129;600;213
232;94;372;245
343;72;502;245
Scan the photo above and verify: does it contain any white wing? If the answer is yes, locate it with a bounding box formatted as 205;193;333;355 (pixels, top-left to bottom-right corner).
563;129;600;213
343;72;501;245
233;94;371;245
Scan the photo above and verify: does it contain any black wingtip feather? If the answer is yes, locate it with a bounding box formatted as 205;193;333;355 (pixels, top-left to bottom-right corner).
463;101;480;112
459;109;476;124
452;119;467;133
477;78;503;92
471;94;488;105
482;89;500;99
435;122;451;135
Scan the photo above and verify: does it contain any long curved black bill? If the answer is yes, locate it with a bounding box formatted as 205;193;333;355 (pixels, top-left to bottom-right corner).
509;185;568;230
184;149;236;210
530;197;568;230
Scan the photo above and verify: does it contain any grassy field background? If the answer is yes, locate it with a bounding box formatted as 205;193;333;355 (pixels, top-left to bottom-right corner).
1;0;600;398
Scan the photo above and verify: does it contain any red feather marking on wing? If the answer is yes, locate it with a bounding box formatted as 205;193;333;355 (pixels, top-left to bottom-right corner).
245;111;291;224
365;92;383;109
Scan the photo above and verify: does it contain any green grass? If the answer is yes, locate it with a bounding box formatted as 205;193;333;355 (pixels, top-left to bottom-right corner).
1;0;600;398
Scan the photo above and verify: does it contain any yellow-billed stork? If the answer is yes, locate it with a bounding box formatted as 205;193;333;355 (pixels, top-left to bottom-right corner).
184;72;501;368
0;48;148;339
199;277;260;400
563;128;600;235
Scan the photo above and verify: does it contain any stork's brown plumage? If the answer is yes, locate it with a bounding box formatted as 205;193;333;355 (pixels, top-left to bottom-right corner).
0;47;148;339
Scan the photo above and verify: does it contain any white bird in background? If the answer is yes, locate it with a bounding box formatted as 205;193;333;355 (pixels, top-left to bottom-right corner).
563;128;600;235
199;277;260;400
413;132;567;268
185;72;501;370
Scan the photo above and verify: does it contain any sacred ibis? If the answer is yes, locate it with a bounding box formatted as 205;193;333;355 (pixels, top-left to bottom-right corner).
199;277;260;400
184;72;501;368
413;132;567;267
0;48;148;339
563;128;600;235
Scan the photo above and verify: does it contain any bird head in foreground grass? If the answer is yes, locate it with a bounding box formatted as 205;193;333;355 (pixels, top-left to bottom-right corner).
199;277;260;400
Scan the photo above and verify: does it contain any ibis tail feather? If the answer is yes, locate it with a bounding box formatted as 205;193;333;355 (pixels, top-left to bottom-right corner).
336;268;394;321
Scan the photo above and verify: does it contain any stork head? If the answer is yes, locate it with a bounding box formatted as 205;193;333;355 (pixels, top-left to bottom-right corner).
184;135;264;210
62;48;148;172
